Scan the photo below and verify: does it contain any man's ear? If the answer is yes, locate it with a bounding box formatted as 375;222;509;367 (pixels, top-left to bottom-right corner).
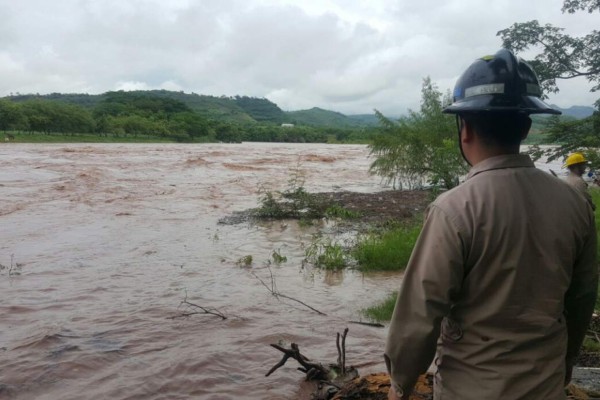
521;117;532;140
461;118;475;143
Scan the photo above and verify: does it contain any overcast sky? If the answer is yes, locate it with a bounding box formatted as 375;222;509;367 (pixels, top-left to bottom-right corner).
0;0;597;115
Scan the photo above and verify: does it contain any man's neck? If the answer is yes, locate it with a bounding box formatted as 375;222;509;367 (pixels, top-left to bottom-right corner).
469;145;521;166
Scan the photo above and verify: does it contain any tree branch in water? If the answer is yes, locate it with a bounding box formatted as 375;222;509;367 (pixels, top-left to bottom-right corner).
169;290;228;320
252;266;326;316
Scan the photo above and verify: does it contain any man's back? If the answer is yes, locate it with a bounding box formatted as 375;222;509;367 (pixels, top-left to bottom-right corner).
432;154;596;399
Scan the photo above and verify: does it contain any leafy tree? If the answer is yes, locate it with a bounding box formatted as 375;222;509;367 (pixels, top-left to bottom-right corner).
170;112;211;138
369;77;468;190
20;100;95;133
215;123;242;143
498;0;600;166
0;100;26;131
562;0;600;14
106;115;169;138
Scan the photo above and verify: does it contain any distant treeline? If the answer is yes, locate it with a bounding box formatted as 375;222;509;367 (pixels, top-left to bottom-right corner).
0;91;378;143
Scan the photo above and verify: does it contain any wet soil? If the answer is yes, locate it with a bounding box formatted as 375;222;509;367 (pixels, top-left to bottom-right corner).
312;189;431;226
219;189;432;228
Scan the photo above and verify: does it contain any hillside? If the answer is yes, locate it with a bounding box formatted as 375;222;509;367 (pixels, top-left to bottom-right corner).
285;107;379;128
3;90;593;129
552;105;595;119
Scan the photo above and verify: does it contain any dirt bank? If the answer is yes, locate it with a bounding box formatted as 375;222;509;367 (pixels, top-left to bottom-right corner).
312;189;431;226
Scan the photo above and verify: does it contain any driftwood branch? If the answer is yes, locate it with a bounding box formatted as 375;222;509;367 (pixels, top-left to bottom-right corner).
336;328;348;375
252;267;326;315
266;329;359;400
169;291;227;320
265;343;329;380
348;320;384;328
341;327;347;375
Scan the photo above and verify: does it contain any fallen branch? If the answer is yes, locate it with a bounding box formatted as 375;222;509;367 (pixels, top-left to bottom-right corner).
266;329;359;400
348;320;384;328
169;291;227;320
252;267;326;315
265;343;329;379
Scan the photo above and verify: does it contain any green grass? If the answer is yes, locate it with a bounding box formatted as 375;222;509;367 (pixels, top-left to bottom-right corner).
353;222;421;272
582;337;600;353
324;204;361;219
361;292;397;322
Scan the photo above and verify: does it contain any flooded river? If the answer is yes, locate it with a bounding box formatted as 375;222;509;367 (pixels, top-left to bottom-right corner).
0;143;563;400
0;143;403;400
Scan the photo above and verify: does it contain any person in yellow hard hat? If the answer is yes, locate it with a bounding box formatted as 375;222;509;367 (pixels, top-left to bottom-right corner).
564;152;596;210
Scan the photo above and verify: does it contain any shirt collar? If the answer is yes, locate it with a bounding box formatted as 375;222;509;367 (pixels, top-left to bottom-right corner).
466;154;535;180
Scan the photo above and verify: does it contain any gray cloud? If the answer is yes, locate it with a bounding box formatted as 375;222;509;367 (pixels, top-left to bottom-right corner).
0;0;597;115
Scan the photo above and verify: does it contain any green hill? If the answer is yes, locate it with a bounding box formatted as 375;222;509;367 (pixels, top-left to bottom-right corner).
7;90;589;130
285;107;379;128
4;91;266;124
3;91;384;128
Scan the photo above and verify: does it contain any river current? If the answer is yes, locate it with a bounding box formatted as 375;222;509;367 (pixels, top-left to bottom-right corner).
0;143;562;400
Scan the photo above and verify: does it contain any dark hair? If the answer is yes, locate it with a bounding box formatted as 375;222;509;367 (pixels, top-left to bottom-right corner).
462;113;531;147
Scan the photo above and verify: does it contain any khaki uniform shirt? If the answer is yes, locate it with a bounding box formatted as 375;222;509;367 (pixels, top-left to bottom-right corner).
566;172;596;210
385;154;598;400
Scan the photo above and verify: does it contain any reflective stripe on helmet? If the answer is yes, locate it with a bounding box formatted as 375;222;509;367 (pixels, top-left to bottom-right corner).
465;83;505;98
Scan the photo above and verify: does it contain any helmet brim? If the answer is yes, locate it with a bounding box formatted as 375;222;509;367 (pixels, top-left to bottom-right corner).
443;95;561;115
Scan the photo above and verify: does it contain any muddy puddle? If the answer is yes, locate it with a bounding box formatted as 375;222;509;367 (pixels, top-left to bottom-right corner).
0;143;564;399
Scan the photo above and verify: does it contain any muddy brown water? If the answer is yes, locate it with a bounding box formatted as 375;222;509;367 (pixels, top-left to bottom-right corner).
0;143;409;400
0;143;566;400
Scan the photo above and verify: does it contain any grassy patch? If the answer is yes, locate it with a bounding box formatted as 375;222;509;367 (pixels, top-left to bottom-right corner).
353;222;421;272
325;204;361;219
362;292;397;322
582;337;600;353
303;236;348;270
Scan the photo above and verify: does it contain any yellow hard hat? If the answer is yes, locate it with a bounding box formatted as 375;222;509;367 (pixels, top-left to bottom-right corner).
564;152;587;168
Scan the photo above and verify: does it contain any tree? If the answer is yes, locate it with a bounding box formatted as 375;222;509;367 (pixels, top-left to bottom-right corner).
368;77;468;190
562;0;600;14
498;0;600;166
497;3;600;96
19;99;95;133
0;100;26;131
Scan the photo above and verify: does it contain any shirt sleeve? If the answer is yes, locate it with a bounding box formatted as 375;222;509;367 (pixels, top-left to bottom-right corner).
564;209;598;364
384;204;466;394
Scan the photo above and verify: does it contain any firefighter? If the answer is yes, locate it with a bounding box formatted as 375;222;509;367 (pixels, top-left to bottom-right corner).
385;49;598;400
564;152;596;210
